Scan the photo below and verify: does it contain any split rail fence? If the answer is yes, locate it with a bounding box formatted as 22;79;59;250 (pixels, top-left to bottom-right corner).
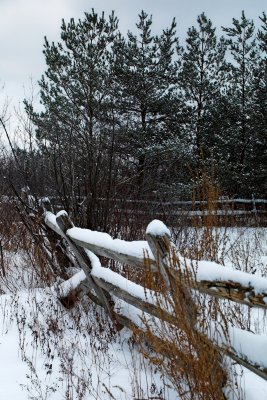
39;200;267;390
33;196;267;226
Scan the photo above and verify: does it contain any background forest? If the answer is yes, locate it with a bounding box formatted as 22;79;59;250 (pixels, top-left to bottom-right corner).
1;9;266;229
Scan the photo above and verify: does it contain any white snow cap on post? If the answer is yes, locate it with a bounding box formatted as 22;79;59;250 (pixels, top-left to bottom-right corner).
56;210;68;218
146;219;171;237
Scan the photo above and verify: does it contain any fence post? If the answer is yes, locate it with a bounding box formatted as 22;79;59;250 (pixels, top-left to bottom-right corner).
145;220;197;325
56;211;123;330
145;220;171;288
145;220;227;396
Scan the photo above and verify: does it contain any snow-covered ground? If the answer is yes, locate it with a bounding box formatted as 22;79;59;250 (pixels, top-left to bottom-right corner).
0;288;177;400
0;245;176;400
0;227;266;399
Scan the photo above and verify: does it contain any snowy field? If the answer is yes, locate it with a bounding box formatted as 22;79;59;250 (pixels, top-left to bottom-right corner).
0;226;266;399
0;288;177;400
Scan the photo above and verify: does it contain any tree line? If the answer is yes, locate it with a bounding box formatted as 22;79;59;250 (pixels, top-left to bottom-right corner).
2;10;266;229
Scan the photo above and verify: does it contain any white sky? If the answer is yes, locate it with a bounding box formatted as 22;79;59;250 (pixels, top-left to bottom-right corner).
0;0;266;115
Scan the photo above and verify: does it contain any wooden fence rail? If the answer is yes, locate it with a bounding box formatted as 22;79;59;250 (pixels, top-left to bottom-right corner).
45;211;267;310
43;207;267;384
40;195;267;226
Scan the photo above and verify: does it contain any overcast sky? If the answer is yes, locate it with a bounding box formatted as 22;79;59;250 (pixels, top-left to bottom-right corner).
0;0;266;116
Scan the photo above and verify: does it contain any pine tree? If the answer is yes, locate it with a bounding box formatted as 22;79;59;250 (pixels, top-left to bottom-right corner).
112;11;180;197
25;10;120;228
179;13;227;170
23;9;266;206
222;11;260;195
251;13;267;196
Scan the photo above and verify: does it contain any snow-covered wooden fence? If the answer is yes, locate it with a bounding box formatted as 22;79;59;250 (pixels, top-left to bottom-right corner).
39;195;267;226
43;206;267;384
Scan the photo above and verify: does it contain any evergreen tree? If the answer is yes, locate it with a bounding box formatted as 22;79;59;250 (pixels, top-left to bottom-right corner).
25;10;120;228
23;9;266;210
222;11;260;195
112;11;180;197
251;12;267;196
258;12;267;53
179;13;227;169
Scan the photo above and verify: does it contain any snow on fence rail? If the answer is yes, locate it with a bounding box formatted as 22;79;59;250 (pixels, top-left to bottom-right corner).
45;211;267;310
43;207;267;383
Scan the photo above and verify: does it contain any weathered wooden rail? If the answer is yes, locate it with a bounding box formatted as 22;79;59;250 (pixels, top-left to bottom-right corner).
40;195;267;226
43;207;267;385
45;211;267;310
